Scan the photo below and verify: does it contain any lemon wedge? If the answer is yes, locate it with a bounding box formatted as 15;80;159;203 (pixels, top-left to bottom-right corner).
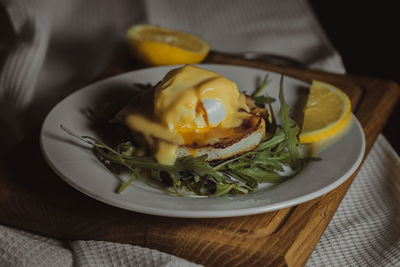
299;80;351;144
127;24;210;66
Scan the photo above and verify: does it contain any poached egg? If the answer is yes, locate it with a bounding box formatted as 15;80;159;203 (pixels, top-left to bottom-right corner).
116;65;257;165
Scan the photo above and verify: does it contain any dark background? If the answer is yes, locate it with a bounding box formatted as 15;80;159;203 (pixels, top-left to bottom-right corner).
310;1;399;153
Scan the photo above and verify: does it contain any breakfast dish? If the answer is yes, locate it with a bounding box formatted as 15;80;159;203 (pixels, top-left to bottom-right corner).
112;65;267;165
40;64;365;218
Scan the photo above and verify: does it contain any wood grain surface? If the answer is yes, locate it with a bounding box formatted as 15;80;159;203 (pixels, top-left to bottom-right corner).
0;52;399;266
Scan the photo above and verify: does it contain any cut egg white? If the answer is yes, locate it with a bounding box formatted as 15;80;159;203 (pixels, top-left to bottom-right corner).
202;98;226;127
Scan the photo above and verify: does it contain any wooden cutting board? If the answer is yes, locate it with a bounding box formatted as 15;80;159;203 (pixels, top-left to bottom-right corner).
0;52;399;266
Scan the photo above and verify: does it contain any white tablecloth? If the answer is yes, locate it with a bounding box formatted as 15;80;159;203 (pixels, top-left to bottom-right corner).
1;0;398;266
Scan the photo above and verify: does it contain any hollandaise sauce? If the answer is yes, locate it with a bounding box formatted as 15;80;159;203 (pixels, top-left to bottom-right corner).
122;65;252;165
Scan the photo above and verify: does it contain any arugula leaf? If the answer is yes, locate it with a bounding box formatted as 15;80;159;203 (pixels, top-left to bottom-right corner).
252;95;276;107
117;171;138;194
232;167;284;183
215;184;236;197
278;75;301;169
252;74;269;98
174;155;225;182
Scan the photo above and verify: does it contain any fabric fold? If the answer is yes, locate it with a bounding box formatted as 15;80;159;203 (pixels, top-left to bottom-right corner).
0;0;55;152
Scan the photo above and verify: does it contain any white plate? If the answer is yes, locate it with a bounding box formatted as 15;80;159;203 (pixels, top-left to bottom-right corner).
40;64;366;218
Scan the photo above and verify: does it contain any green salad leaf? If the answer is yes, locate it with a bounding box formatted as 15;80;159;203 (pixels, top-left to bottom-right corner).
278;75;302;169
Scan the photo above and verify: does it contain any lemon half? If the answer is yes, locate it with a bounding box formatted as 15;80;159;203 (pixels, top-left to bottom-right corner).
299;80;351;144
127;24;210;66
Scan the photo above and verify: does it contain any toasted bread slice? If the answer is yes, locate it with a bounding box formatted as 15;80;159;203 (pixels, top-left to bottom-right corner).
176;115;265;160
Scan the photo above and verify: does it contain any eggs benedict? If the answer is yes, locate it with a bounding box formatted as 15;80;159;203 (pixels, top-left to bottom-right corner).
113;65;267;165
